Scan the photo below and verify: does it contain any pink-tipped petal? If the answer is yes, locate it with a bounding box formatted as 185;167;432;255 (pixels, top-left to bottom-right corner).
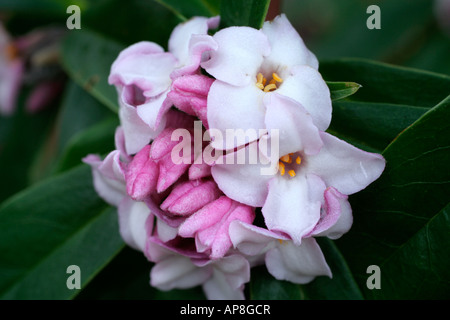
109;41;176;96
310;187;353;239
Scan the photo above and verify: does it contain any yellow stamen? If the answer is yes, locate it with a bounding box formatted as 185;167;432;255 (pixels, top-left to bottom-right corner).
256;83;264;90
280;154;290;163
278;162;285;176
272;72;283;83
263;83;277;92
262;77;267;86
288;170;296;177
296;156;302;165
256;73;264;84
278;239;284;245
269;78;277;85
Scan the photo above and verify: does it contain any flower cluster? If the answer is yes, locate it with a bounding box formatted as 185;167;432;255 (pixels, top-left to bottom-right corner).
85;14;385;299
0;22;65;115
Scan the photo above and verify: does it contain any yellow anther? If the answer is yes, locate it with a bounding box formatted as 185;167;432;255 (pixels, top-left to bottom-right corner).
272;72;283;83
263;83;277;92
256;83;264;90
288;170;296;177
278;162;285;176
281;154;293;164
262;78;267;86
278;239;284;245
269;78;277;85
256;73;264;84
296;156;302;165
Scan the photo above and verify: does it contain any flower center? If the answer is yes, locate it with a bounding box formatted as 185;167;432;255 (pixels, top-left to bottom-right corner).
255;72;283;92
278;153;302;178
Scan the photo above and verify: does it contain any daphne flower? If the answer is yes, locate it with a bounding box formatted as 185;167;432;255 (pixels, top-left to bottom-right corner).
109;16;219;155
212;94;385;244
202;14;332;150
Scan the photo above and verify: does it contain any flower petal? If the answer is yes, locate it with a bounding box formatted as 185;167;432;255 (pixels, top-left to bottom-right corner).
311;187;353;239
169;16;219;68
207;81;266;150
202;254;250;300
150;255;212;291
201;26;271;86
266;237;332;284
264;93;323;157
109;41;176;96
229;220;289;256
306;132;386;195
118;197;152;252
83;151;126;207
262;14;319;70
118;91;166;155
262;173;325;244
277;65;332;131
211;144;272;207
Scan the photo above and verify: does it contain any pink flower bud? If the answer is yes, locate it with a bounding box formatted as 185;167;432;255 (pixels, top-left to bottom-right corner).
178;196;255;259
160;179;222;216
168;74;214;127
125;145;158;201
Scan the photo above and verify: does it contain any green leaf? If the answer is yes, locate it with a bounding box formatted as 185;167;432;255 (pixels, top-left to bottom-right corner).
29;81;114;182
0;95;56;203
0;165;124;299
154;0;220;21
320;58;450;108
82;0;181;47
336;95;450;299
249;266;306;300
301;238;364;300
327;81;361;101
54;116;118;174
328;101;428;152
0;0;87;15
61;29;125;113
220;0;271;29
